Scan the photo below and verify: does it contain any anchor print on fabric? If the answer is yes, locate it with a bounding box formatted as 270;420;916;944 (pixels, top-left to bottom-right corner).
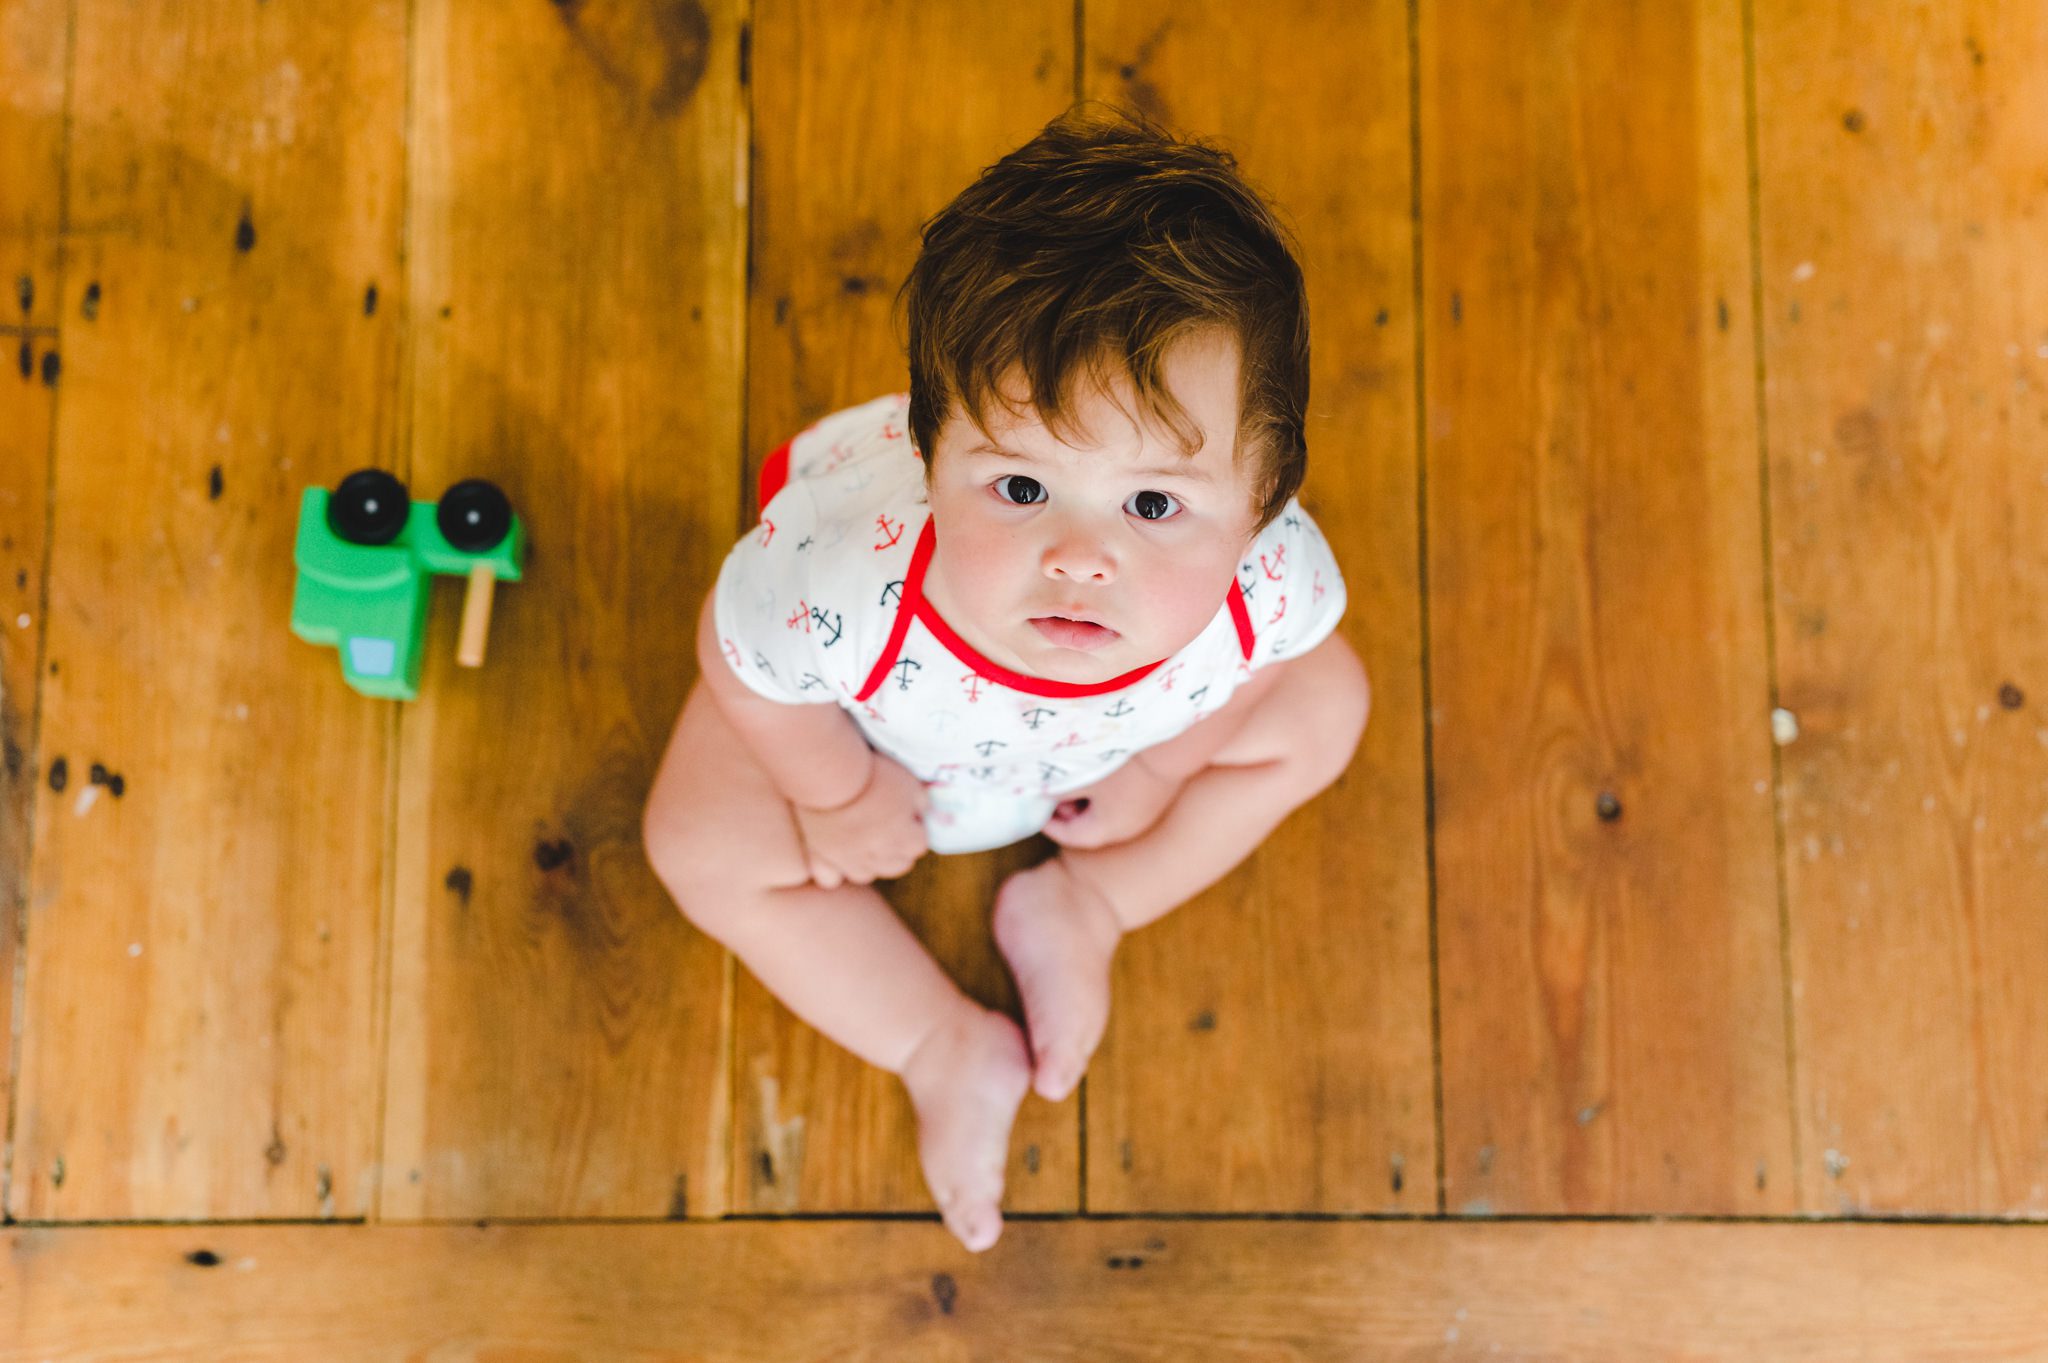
873;512;905;551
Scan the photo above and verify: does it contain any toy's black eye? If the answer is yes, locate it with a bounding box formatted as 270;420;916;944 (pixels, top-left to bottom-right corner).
993;475;1045;505
438;479;513;552
328;468;411;546
1127;490;1178;521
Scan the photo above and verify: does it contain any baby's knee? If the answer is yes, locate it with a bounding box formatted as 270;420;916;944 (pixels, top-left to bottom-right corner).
643;693;811;928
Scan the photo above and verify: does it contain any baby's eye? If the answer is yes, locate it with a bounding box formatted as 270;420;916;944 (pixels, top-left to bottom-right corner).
1126;489;1181;522
993;474;1046;505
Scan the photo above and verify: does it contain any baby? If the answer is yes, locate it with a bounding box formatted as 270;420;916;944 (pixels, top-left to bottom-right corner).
641;102;1371;1253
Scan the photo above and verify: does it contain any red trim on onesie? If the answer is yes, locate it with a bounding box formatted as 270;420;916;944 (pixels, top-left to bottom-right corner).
756;439;793;511
1227;580;1254;658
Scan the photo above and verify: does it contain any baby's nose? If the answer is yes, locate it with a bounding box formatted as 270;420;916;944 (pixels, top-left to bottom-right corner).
1042;534;1113;581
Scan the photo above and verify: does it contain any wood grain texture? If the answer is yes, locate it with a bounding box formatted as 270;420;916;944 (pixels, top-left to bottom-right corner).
382;0;747;1220
1424;0;1794;1214
0;0;68;1216
1079;0;1435;1213
736;0;1078;1219
1757;2;2048;1214
9;2;407;1220
10;1219;2048;1359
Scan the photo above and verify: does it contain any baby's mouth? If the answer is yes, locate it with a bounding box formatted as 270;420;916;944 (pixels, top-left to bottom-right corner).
1029;615;1120;651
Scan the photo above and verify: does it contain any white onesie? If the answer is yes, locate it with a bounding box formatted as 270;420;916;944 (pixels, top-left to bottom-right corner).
711;392;1349;854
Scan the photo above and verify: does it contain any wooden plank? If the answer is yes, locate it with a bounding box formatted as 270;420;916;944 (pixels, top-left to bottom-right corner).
382;0;749;1219
736;3;1078;1217
9;1219;2048;1359
1078;4;1435;1211
0;0;68;1213
1424;0;1794;1213
9;3;407;1220
1757;4;2048;1213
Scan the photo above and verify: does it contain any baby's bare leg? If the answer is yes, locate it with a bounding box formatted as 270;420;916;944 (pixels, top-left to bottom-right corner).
996;637;1371;1101
1063;636;1371;935
642;680;1031;1250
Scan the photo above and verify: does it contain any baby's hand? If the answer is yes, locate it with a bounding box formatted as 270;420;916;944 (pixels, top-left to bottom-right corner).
1041;757;1183;850
791;752;932;888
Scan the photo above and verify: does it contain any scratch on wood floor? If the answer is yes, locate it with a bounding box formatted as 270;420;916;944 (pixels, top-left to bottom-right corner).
752;1069;806;1213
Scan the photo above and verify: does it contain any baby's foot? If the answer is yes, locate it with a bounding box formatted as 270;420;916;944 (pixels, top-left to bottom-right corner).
991;856;1124;1103
898;1001;1034;1253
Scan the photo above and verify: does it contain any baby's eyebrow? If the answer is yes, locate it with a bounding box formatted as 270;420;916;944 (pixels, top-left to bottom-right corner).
966;442;1214;485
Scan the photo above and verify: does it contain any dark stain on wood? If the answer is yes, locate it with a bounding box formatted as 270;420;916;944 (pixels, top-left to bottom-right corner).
39;350;59;387
15;339;29;380
1999;682;2024;709
668;1173;688;1218
1190;1009;1216;1031
186;1249;221;1267
553;0;711;119
363;283;378;317
535;838;574;872
445;865;473;907
48;756;66;792
235;205;257;253
931;1272;957;1315
82;280;100;320
1115;19;1174;123
209;465;224;500
1842;108;1866;133
1596;791;1622;821
88;762;125;797
15;274;30;312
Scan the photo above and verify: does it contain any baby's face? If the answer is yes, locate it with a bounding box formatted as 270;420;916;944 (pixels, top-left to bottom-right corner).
921;328;1263;685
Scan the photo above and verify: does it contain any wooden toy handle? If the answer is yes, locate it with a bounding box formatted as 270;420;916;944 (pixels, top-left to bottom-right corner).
456;562;496;667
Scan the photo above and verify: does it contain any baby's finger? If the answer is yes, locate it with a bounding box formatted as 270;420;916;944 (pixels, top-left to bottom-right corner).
810;856;843;890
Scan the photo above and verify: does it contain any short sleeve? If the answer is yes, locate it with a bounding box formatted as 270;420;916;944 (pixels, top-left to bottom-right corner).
1239;497;1348;670
709;478;841;705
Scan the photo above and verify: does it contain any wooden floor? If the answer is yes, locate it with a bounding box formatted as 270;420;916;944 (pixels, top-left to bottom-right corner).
2;0;2045;1356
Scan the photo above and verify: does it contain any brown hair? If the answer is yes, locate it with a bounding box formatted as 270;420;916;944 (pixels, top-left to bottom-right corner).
894;101;1311;533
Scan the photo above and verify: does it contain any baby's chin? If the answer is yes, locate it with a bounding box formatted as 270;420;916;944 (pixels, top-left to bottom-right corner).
1010;625;1174;683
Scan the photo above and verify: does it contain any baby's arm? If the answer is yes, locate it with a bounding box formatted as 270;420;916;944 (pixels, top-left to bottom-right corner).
694;591;873;812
